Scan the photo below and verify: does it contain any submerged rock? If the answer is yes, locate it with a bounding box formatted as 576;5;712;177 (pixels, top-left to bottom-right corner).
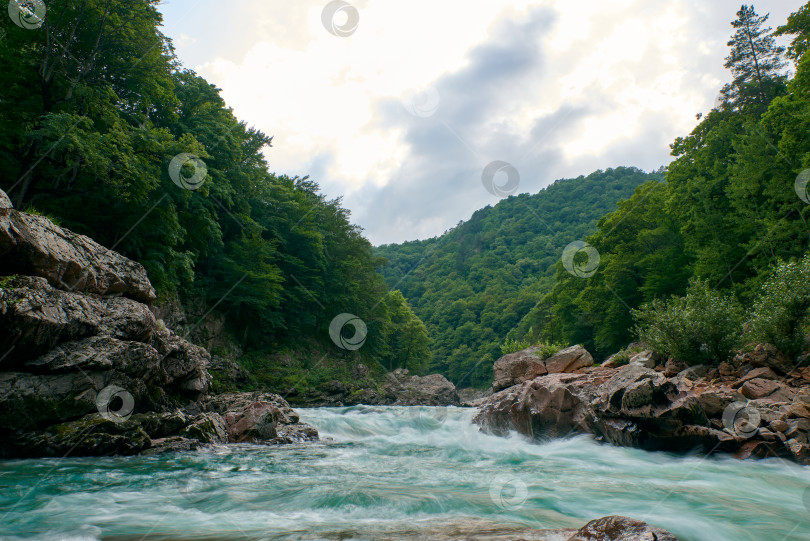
567;515;679;541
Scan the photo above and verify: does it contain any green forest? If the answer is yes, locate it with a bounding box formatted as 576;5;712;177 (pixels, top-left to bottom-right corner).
0;0;430;382
376;167;657;386
2;1;809;391
380;4;810;384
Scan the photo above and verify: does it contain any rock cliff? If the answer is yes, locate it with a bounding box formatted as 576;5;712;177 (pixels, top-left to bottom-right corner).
0;189;317;457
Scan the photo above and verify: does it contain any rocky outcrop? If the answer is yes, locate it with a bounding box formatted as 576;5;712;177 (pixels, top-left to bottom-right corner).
475;343;810;465
0;189;315;458
0;204;156;303
492;345;593;392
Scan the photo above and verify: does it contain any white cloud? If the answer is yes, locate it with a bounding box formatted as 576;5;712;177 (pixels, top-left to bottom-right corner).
157;0;806;244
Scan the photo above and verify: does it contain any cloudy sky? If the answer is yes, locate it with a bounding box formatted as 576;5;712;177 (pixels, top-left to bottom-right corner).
157;0;803;245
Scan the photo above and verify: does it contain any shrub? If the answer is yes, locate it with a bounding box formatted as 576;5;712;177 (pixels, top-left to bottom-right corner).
500;338;564;358
500;338;534;355
747;254;810;357
632;279;745;365
606;344;645;367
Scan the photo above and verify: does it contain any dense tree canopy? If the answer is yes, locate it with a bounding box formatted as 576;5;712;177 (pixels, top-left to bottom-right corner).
531;3;810;360
0;0;430;374
380;3;810;382
376;168;654;386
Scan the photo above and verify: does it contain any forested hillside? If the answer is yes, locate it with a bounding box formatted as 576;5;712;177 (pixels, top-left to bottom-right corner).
0;0;429;374
378;3;810;386
376;167;657;386
507;5;810;363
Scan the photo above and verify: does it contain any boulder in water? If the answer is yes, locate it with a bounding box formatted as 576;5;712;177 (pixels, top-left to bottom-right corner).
567;515;680;540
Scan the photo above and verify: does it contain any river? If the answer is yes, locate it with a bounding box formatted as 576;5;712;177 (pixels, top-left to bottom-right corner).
1;406;809;540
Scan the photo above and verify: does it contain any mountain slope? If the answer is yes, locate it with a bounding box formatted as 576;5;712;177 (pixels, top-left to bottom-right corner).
376;167;660;387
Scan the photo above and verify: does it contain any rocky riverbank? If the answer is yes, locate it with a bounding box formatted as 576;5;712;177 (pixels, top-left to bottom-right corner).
0;189;317;457
0;187;462;458
474;342;810;464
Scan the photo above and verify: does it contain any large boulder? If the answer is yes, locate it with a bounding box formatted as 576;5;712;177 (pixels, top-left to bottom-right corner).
203;392;319;444
0;189;319;458
492;348;548;392
0;202;156;304
390;371;461;406
491;345;594;392
9;414;152;457
0;276;155;366
567;515;679;541
474;371;613;439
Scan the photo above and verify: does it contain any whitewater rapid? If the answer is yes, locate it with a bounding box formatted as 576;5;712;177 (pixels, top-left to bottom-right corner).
1;406;808;540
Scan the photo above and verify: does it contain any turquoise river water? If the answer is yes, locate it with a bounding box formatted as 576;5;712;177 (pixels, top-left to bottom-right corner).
1;406;809;540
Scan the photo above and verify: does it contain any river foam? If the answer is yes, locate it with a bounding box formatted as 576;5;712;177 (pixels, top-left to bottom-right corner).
1;406;808;540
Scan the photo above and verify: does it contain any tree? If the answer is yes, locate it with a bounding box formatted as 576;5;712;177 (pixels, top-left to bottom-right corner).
775;1;810;60
720;5;787;111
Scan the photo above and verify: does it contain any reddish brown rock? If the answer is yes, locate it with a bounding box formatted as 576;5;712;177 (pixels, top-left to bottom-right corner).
475;343;810;466
664;358;687;377
733;344;794;375
741;378;794;402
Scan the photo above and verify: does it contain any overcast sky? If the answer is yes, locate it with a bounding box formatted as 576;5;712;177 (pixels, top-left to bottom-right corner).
157;0;804;245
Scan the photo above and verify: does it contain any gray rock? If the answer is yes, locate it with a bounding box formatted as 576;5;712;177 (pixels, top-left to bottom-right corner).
0;277;156;366
679;364;710;380
181;412;228;444
6;414;151;458
0;189;12;209
0;207;156;303
392;373;460;406
628;350;659;369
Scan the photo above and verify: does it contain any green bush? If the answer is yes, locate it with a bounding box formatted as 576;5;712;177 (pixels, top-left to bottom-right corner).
632;279;745;365
500;338;564;358
606;345;645;367
747;254;810;357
